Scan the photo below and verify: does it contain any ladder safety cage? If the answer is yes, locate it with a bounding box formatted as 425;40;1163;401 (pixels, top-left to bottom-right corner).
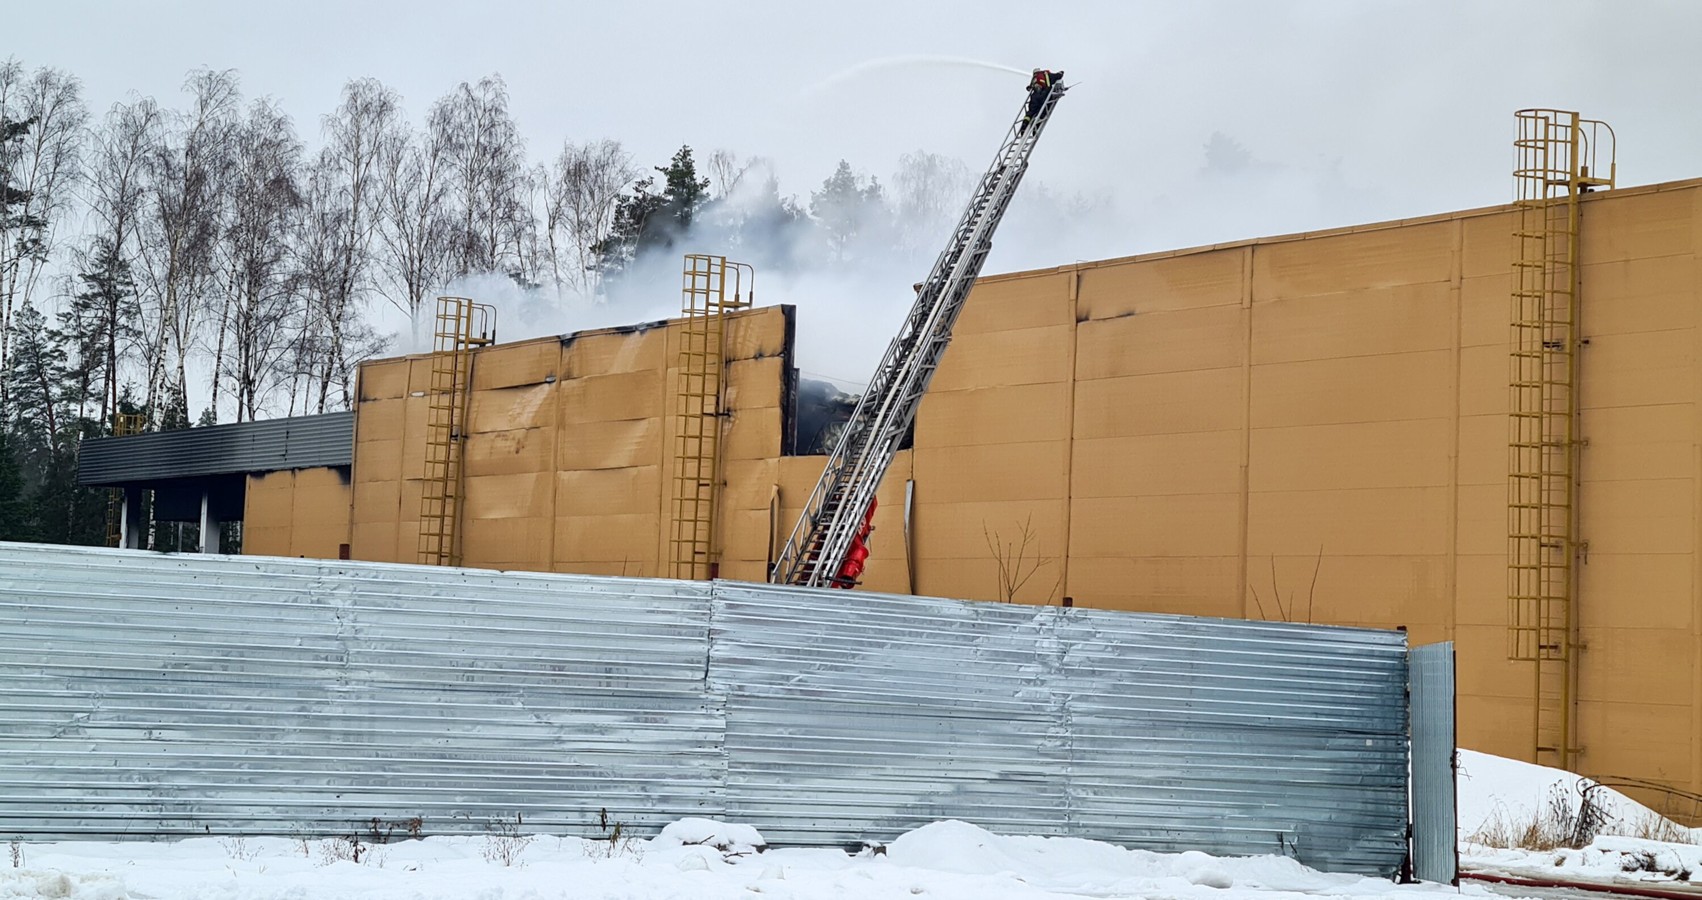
669;254;754;581
1506;109;1614;771
418;296;496;567
771;72;1069;588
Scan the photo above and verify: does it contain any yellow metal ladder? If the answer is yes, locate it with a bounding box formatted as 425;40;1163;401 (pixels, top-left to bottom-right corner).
669;254;753;580
418;296;496;567
103;412;147;547
1507;109;1614;770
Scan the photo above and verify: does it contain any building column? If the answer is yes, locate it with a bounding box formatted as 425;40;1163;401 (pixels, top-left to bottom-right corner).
119;489;144;549
199;490;221;554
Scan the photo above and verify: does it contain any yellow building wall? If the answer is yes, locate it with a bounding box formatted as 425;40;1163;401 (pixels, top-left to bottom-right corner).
242;178;1702;799
242;467;352;560
344;306;793;580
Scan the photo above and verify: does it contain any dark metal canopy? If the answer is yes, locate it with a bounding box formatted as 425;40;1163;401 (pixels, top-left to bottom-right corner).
77;412;354;488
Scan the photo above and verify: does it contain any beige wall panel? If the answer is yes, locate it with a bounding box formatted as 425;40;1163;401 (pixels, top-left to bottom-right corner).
1071;431;1241;498
461;516;551;568
1457;414;1507;487
719;506;774;562
463;472;553;520
555;466;660;517
915;382;1072;449
913;559;1004;603
1454;483;1505;557
1579;478;1693;555
1460;275;1510;348
723;406;783;461
1454;623;1537;700
1579;256;1699;337
1584;404;1693;482
355;437;403;484
913;440;1068;503
469;383;555;434
722;307;790;362
242;526;291;557
243;471;291;528
1579;554;1692;630
1075;306;1244;380
1077;250;1243;319
554;513;660;563
357;398;406;444
725;357;785;411
1579;329;1694;410
1454;554;1507;626
1248;487;1449;557
1249;419;1452;492
398;395;429;474
1575;700;1694;783
1260;554;1450;630
464;428;552;478
1579;188;1696;264
910;499;1067;562
1252;283;1453;366
1073;368;1243;439
404;357;434;395
1071;493;1240;558
1458;345;1509;417
1254;223;1452;299
470;338;561;391
1063;556;1240;617
1578;627;1694;706
351;521;399;563
352;479;401;524
558;370;663;424
1461;210;1517;279
931;324;1073;391
556;418;660;470
1456;693;1536;760
1251;351;1452;428
956;273;1071;335
358;360;409;401
565;326;665;378
719;458;780;511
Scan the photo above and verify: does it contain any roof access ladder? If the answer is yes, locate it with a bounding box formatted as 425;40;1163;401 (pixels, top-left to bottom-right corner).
771;72;1069;588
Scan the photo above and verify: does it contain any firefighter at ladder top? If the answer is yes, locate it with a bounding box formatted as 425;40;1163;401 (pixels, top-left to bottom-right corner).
1022;69;1064;132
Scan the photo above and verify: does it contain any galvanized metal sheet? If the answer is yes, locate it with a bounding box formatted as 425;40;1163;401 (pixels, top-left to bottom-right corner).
1410;641;1459;884
77;411;353;486
0;543;1412;875
0;543;721;837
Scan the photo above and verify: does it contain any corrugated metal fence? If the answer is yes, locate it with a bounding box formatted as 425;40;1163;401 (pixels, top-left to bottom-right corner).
0;543;1412;875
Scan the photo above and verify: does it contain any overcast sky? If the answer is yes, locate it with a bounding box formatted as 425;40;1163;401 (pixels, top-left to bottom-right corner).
13;0;1701;240
9;0;1702;392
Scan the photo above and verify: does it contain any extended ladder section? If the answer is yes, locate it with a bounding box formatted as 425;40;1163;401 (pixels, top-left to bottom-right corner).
1507;109;1614;770
103;412;146;547
669;254;754;580
772;75;1068;588
418;296;496;567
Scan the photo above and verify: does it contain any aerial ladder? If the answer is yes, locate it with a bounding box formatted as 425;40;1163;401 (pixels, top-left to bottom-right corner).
771;69;1069;588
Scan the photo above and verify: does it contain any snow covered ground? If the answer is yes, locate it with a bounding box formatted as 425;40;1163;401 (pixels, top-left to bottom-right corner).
1459;749;1702;887
6;750;1702;898
3;818;1478;900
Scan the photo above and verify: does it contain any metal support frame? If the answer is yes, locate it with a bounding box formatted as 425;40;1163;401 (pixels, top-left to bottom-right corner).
418;296;496;567
669;254;753;580
1507;108;1614;771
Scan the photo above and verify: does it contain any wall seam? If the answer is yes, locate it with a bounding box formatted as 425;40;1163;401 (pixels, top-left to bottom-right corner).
1239;246;1255;619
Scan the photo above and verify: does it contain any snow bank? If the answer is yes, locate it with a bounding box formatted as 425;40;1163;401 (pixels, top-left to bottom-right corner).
1;818;1482;900
1457;749;1696;842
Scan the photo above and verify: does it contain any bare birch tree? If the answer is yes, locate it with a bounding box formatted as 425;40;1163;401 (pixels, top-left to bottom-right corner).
0;60;86;409
216;98;302;422
429;76;530;279
134;68;239;424
77;97;162;422
377;119;452;339
541;138;634;296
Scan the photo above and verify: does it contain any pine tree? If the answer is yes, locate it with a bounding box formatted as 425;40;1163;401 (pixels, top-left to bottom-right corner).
810;160;888;264
592;145;710;276
0;429;32;541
